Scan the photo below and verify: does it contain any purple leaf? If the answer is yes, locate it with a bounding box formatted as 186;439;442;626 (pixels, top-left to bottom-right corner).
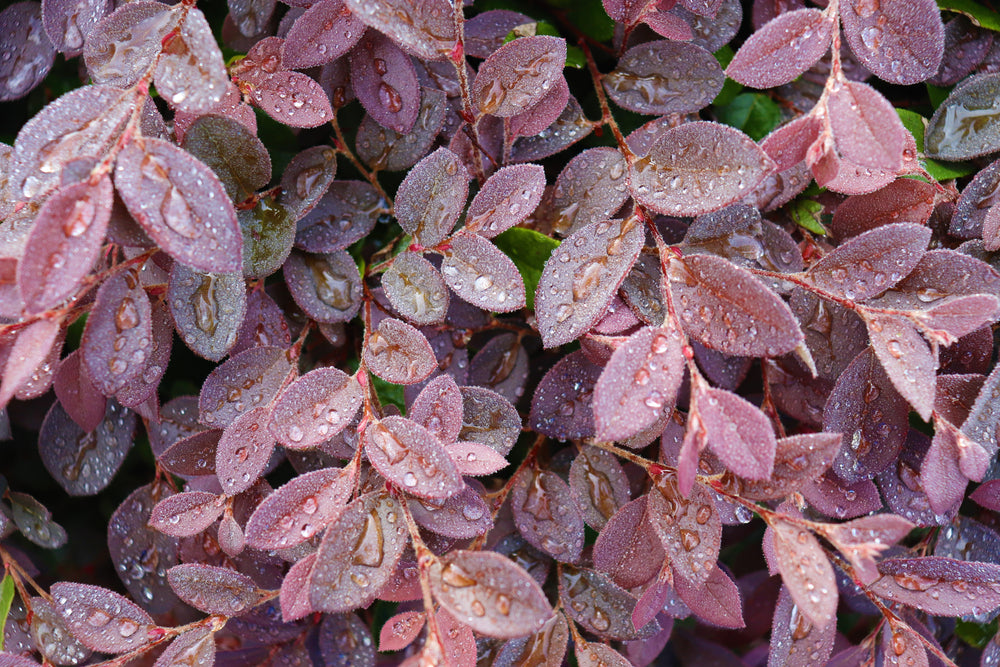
726;9;834;89
84;3;175;88
167;564;261;616
409;374;463;444
592;497;664;590
41;0;112;56
648;476;722;586
535;217;644;348
512;467;585;563
153;627;215;667
465;164;546;238
545;147;629;237
168;265;246;362
770;517;836;627
281;0;362;69
350;30;420;133
294;180;381;253
865;313;937;421
199;345;293;428
394;148;469;247
605;40;723;115
149;492;225;538
768;584;836;667
0;2;55;101
458;386;520;455
0;318;61;409
440;232;525;313
673;564;745;628
309;492;409;613
284;249;362;323
670;253;803;357
114;137;242;272
81;269;153;395
529;351;601;440
826;81;907;174
363;318;437;385
593;326;685;441
53;349;106;433
696;385;776;480
217;406;276;496
871;557;1000;616
343;0;455;61
154;8;227;113
19;177;112;314
806;223;930;302
244;464;354;550
840;0;944;85
569;446;631;530
270;367;362;449
379;611;425;651
362;416;462;500
408;485;492;539
250;70;334;128
630;122;775;216
51;582;155;654
474;35;567;117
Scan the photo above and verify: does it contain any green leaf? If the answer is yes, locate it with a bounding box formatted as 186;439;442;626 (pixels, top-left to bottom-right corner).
712;47;743;107
545;0;615;41
938;0;1000;31
716;92;782;141
896;108;977;180
565;46;586;69
956;618;998;649
371;375;405;412
926;82;952;108
493;227;560;310
788;199;828;236
0;573;14;650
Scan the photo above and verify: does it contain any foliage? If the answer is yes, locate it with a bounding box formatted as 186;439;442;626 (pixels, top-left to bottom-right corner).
1;0;1000;665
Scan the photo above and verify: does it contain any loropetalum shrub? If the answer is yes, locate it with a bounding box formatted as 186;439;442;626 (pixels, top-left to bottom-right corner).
4;0;1000;664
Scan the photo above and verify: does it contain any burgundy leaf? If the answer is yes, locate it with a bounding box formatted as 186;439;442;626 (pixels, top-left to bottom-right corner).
805;223;930;302
831;179;936;241
871;557;1000;616
670;253;803;357
244;464;354;550
281;0;363;69
379;611;426;651
355;87;449;172
408;485;492;539
249;69;334;128
840;0;944;85
696;385;777;480
84;3;175;87
440;232;525;313
630;122;775;216
19;177;112;314
604;40;723;115
823;514;915;584
350;30;420;133
41;0;111;56
29;596;91;665
51;582;154;654
148;491;225;538
279;145;338;221
362;416;463;500
576;641;632;667
726;9;834;89
0;318;61;408
394;147;469;247
458;385;520;455
592;497;664;590
826;81;907;174
770;517;837;627
363;318;437;385
508;76;570;139
114;137;242;272
284;249;362;323
217;406;276;496
270;366;362;449
117;301;172;409
309;492;409;613
535;217;644;348
232;288;291;354
53;349;106;433
474;36;567;118
864;312;937;421
153;627;215;667
511;467;585;563
81;269;152;395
